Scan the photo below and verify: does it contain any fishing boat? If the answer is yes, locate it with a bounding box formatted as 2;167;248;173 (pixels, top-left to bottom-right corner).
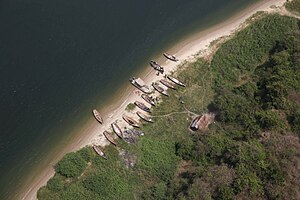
152;82;169;96
129;77;152;94
163;53;178;62
150;60;164;74
111;122;123;138
137;111;154;123
122;114;140;128
141;94;156;106
166;75;186;87
134;101;151;113
93;109;103;124
160;79;175;90
103;131;117;146
92;145;107;159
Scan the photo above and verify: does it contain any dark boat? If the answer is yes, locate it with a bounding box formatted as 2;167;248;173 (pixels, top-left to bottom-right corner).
141;94;156;106
163;53;178;62
137;111;154;123
150;60;164;74
122;114;140;128
111;122;123;138
135;101;151;113
166;75;186;87
93;109;103;124
152;82;169;96
160;79;175;90
92;145;107;159
129;77;152;94
103;131;117;146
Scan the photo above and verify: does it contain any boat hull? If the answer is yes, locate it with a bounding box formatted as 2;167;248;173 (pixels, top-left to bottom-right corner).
141;94;156;106
93;109;103;124
122;114;140;128
103;131;117;146
111;123;123;138
135;101;151;113
152;83;169;96
92;145;107;159
166;75;186;87
160;79;175;90
137;111;154;123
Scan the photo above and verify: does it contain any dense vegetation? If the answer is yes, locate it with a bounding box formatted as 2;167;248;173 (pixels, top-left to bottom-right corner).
286;0;300;15
38;13;300;199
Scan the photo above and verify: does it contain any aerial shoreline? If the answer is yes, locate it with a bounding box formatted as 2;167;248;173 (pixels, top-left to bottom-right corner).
20;0;287;199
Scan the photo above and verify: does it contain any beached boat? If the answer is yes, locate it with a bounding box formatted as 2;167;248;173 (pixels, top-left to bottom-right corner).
111;122;123;138
129;77;152;94
160;79;175;90
152;82;169;96
141;94;156;106
163;53;178;62
103;131;117;146
93;109;103;124
137;111;154;123
122;114;140;128
92;145;107;159
150;60;164;74
166;75;186;87
134;101;151;113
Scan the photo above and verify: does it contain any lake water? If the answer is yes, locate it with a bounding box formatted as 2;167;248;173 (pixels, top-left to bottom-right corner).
0;0;259;199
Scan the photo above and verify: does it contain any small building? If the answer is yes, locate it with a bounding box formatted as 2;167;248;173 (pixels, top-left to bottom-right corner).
190;113;216;131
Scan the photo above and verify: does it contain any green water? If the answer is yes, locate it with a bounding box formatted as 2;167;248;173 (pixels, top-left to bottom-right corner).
0;0;260;199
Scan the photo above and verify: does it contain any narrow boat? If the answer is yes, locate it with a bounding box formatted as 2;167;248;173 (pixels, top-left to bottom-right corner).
111;122;123;138
137;111;154;123
129;77;152;94
152;82;169;96
122;114;140;128
150;60;164;74
141;94;156;106
166;75;186;87
160;79;175;90
163;53;178;62
103;131;117;146
93;109;103;124
92;145;107;159
134;101;151;113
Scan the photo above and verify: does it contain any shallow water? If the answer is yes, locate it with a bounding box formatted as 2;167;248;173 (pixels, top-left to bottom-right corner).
0;0;259;199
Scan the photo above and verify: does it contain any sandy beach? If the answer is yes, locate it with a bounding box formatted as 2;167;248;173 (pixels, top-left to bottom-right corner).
20;0;287;199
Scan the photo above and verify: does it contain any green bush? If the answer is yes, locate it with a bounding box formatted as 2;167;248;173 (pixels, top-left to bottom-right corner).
255;110;286;131
56;152;87;178
137;137;179;181
286;0;300;15
47;175;64;192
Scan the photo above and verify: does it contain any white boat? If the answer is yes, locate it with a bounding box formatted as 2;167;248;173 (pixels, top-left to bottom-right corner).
92;145;107;159
111;122;123;138
166;75;186;87
163;53;178;62
137;111;154;123
152;82;169;96
160;79;175;90
93;109;103;124
129;77;152;94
